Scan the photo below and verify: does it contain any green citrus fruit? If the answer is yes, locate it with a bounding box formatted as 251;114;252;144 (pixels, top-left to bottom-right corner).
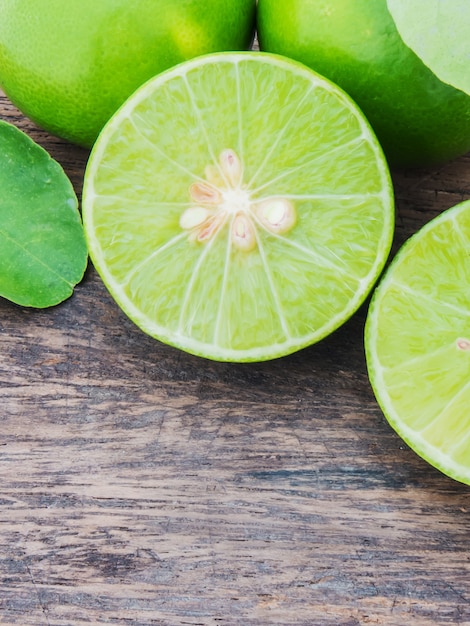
0;0;256;147
365;199;470;484
257;0;470;168
82;52;394;362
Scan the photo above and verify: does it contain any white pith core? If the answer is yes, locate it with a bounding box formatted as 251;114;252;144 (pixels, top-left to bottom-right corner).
222;188;251;214
179;149;296;251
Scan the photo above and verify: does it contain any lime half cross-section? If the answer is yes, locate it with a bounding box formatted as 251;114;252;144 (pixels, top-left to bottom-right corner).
366;199;470;484
83;52;394;362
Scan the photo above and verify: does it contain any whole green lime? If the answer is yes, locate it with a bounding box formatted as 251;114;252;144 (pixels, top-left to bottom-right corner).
257;0;470;167
0;0;256;147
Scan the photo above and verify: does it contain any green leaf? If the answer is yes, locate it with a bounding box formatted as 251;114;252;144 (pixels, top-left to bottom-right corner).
387;0;470;96
0;120;88;307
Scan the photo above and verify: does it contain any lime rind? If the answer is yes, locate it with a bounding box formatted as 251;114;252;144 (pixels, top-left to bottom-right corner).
84;51;394;361
365;199;470;484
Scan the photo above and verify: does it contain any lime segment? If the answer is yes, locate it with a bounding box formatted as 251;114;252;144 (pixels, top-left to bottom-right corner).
83;52;394;361
365;199;470;484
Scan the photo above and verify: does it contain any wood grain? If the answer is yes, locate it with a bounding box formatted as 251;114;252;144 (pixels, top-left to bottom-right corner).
1;84;470;626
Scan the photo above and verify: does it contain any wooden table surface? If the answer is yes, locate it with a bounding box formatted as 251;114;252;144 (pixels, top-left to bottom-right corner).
1;81;470;626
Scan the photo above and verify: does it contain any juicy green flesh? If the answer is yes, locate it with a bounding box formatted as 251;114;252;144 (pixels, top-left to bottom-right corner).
366;200;470;484
84;52;394;361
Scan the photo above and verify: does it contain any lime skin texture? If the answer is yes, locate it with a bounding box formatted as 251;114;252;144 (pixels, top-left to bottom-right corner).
0;0;256;147
257;0;470;168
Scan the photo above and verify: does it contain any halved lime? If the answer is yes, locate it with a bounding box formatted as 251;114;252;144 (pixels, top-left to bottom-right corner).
365;199;470;484
83;52;394;362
